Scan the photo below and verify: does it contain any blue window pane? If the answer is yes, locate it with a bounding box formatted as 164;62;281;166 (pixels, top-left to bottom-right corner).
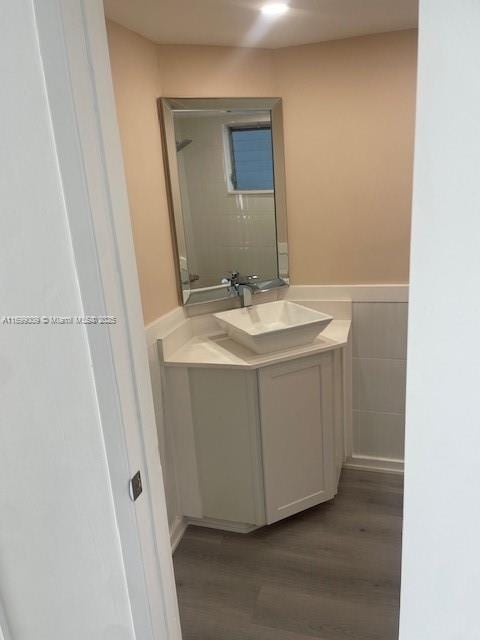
230;127;274;191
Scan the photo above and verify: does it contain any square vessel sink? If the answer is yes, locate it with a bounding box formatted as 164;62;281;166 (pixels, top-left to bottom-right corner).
214;301;333;354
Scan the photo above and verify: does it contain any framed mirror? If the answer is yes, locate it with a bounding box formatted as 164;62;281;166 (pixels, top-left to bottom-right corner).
159;98;289;305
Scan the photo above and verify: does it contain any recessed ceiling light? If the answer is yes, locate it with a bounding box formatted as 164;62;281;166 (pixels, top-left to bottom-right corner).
261;3;289;17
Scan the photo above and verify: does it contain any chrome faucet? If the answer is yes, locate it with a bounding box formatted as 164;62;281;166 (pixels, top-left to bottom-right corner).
223;272;261;307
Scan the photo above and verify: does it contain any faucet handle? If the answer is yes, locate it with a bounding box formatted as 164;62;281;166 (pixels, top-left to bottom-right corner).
221;272;238;283
222;272;240;297
224;271;239;282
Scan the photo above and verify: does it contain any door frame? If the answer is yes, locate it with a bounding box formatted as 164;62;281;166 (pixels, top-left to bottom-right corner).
33;1;182;638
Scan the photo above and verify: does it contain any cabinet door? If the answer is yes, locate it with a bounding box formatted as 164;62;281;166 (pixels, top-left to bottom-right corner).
259;352;337;524
189;368;265;526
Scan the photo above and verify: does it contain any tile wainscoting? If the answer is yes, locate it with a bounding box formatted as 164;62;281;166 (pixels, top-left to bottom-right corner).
145;285;408;548
348;302;408;473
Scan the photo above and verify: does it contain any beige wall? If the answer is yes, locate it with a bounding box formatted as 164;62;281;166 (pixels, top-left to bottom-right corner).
276;30;416;284
157;44;275;97
107;22;417;322
107;21;178;323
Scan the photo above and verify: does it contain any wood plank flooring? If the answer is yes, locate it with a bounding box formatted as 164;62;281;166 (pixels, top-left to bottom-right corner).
173;469;403;640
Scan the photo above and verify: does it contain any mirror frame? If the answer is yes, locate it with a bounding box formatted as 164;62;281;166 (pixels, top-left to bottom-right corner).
158;97;289;306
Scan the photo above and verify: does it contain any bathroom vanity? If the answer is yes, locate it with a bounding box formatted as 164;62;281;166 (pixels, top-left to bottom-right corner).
158;300;351;532
157;97;351;532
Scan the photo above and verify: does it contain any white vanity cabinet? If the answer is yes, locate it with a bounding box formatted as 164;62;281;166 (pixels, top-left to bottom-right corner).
164;344;347;532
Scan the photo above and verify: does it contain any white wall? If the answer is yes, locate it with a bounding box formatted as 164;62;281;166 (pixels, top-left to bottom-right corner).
400;1;480;637
0;3;136;638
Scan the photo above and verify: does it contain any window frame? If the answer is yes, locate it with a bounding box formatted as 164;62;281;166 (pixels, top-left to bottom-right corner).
223;122;275;195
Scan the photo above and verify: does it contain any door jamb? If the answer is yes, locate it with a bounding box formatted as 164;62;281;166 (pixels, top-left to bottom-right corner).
32;1;182;638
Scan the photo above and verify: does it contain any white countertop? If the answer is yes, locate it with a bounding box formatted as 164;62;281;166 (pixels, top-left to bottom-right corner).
161;319;351;370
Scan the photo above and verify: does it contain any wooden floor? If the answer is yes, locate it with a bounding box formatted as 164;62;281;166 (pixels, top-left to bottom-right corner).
173;469;403;640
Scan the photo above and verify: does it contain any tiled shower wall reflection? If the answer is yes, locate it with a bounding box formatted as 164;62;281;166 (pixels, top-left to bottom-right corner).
175;115;277;288
352;302;408;463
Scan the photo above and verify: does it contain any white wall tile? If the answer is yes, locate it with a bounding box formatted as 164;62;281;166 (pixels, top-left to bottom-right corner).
178;114;278;286
350;302;408;464
353;356;406;414
353;302;408;359
353;410;405;460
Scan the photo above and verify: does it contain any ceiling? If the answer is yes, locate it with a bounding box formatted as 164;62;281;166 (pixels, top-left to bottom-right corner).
103;0;418;50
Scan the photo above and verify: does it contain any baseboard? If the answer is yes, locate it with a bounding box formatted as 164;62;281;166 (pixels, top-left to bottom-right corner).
344;455;404;475
170;516;187;553
185;516;259;534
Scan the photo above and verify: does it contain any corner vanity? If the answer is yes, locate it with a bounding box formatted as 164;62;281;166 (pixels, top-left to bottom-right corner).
156;96;352;533
158;299;351;532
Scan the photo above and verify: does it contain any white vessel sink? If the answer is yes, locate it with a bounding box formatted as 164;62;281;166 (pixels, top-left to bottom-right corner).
214;301;333;354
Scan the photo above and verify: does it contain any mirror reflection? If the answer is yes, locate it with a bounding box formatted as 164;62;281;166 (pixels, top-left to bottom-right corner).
160;98;288;305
